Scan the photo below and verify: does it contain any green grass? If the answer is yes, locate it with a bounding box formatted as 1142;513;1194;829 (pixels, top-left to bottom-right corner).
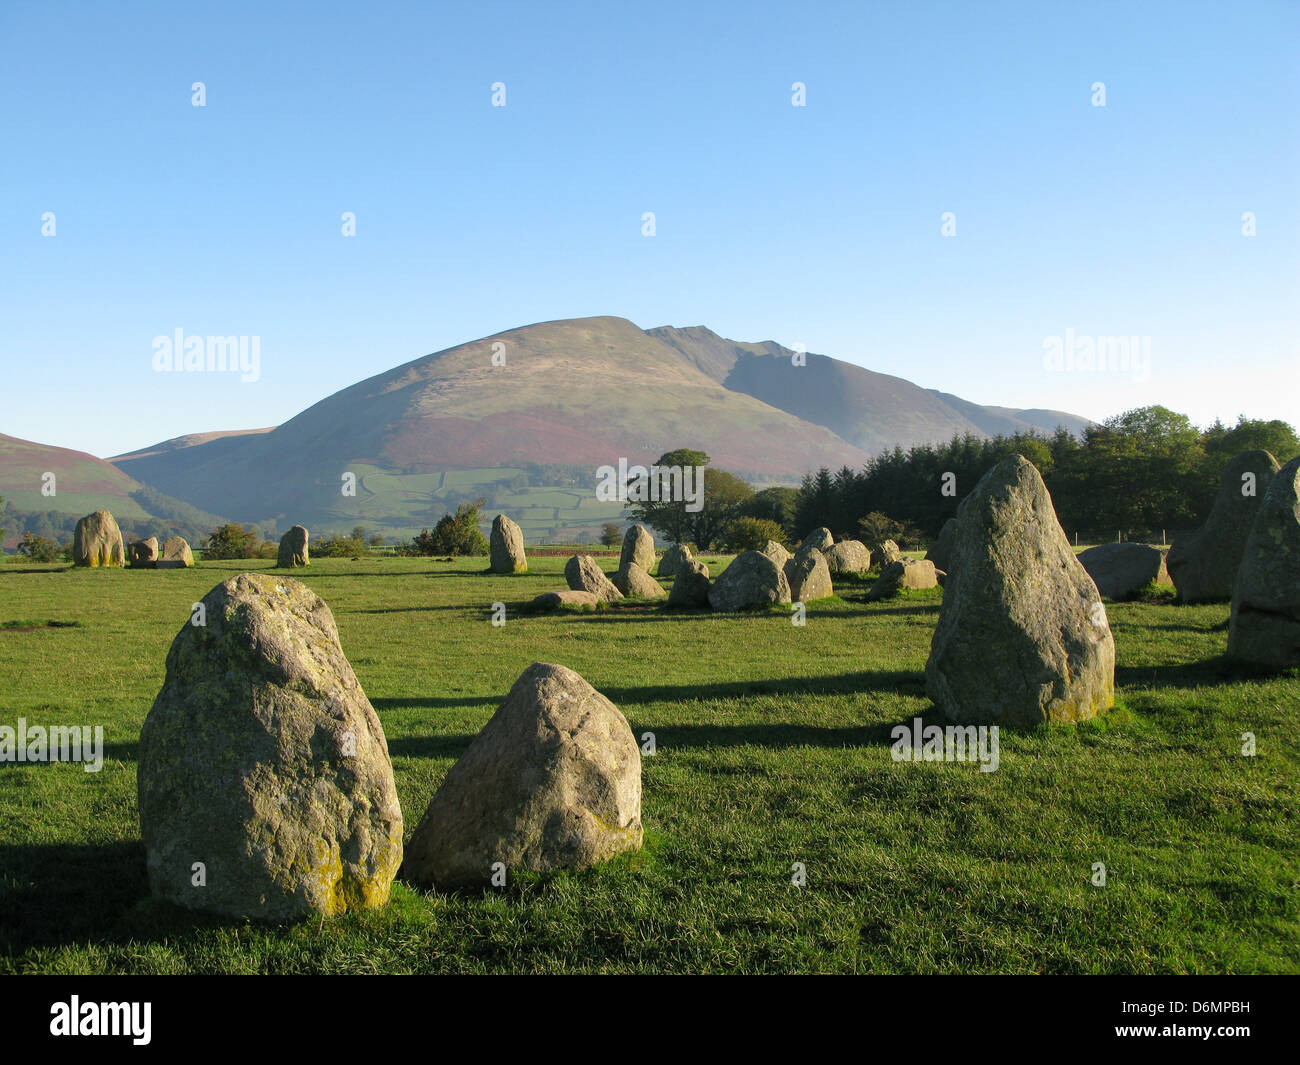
0;556;1296;974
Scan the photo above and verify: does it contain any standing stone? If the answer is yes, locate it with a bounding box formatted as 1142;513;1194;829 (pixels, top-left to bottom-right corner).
926;455;1114;727
73;510;125;568
785;548;834;602
613;562;667;599
1168;450;1280;602
128;536;159;568
489;514;527;574
708;550;791;612
404;662;642;890
668;558;711;607
824;540;871;575
620;524;656;573
760;540;792;568
565;554;623;603
137;573;403;920
1078;543;1171;600
157;535;194;568
657;543;693;580
866;559;938;601
925;519;957;573
1229;456;1300;668
801;527;834;552
878;539;902;565
277;525;309;568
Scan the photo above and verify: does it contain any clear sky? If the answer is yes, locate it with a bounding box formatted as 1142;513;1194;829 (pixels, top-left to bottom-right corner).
2;0;1297;459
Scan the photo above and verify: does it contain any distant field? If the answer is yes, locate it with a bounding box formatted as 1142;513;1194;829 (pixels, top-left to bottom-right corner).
0;557;1296;974
326;463;625;543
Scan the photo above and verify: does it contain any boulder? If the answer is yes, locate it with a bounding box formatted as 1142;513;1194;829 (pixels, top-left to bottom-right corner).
73;510;125;568
800;527;834;552
824;540;871;576
878;539;902;565
657;543;693;580
866;558;938;601
1228;456;1300;668
1078;542;1171;600
277;525;310;568
925;519;957;573
667;559;712;607
531;590;601;611
784;548;834;602
925;455;1115;728
760;540;792;568
613;562;667;599
708;550;791;612
128;536;159;569
620;524;656;573
564;554;623;603
489;514;527;574
137;573;403;919
157;535;194;569
1168;450;1280;602
404;662;642;890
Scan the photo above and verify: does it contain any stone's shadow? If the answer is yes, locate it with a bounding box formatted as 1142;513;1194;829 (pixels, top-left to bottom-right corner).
1115;656;1259;691
0;840;148;955
0;566;75;576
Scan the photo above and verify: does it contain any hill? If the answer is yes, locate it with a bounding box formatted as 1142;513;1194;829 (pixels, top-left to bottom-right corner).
0;434;229;548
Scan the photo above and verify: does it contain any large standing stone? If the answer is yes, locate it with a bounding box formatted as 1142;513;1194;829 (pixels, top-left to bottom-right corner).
277;525;310;568
128;536;159;568
1229;456;1300;668
157;535;194;569
668;559;711;607
866;558;938;601
925;519;957;573
137;573;403;920
760;540;792;568
620;524;656;573
1168;450;1280;602
565;554;623;603
404;662;642;890
708;550;791;612
925;455;1115;727
824;540;871;576
613;562;667;599
489;514;527;574
73;510;125;568
657;543;693;580
1078;543;1171;600
878;539;903;565
800;527;834;552
784;548;834;602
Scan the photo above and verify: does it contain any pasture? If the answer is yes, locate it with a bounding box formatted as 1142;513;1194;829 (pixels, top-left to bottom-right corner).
0;556;1296;973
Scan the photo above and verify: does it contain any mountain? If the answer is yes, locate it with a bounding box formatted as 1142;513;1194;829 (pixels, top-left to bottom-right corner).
0;433;228;548
68;314;1092;541
108;316;878;534
649;325;1093;452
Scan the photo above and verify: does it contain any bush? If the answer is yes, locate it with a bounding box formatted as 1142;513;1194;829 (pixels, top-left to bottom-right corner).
600;522;622;547
723;517;788;553
203;523;259;560
17;533;61;562
410;501;489;557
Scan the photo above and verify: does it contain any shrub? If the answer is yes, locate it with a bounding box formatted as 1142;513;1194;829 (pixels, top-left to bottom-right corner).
723;517;788;552
17;533;61;562
203;523;259;560
410;501;489;556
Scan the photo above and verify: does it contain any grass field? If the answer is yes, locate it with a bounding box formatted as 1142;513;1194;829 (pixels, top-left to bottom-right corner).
0;556;1297;974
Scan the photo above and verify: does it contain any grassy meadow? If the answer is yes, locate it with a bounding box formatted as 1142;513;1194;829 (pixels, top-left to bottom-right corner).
0;554;1297;974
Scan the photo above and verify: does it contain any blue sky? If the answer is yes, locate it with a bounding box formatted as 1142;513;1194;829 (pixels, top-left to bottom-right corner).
2;0;1297;459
